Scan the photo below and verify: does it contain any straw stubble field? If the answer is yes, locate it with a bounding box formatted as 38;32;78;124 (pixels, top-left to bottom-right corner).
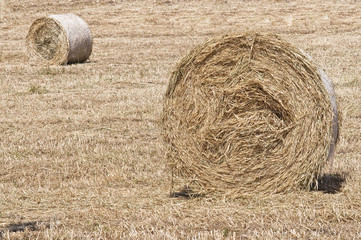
0;0;360;239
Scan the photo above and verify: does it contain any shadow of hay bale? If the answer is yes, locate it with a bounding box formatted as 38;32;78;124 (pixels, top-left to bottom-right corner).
313;173;346;194
170;186;204;199
0;221;51;237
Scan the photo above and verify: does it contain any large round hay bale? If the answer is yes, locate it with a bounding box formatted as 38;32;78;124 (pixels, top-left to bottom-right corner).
163;32;339;197
26;14;92;65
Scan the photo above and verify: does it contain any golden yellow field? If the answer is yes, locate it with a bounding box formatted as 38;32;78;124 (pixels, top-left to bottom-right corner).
0;0;360;239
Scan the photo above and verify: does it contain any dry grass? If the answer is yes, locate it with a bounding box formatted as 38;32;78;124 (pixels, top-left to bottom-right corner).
0;0;360;239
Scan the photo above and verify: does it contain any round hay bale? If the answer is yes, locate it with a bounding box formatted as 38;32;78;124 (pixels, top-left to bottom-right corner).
163;32;339;197
26;14;92;65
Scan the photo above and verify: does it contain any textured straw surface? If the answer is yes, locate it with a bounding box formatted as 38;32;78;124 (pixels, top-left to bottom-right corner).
163;32;339;198
26;14;92;65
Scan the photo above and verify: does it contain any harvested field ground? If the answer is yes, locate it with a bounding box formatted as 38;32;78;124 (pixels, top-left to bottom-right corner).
0;0;360;239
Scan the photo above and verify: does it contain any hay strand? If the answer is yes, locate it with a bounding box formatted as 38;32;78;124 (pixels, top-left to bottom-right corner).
26;14;92;65
163;32;339;198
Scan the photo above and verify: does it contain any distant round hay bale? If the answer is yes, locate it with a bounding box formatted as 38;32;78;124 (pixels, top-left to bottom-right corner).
163;32;339;197
26;14;92;65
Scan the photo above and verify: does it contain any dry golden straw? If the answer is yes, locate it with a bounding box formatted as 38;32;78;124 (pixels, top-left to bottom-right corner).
26;14;92;65
163;32;339;198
